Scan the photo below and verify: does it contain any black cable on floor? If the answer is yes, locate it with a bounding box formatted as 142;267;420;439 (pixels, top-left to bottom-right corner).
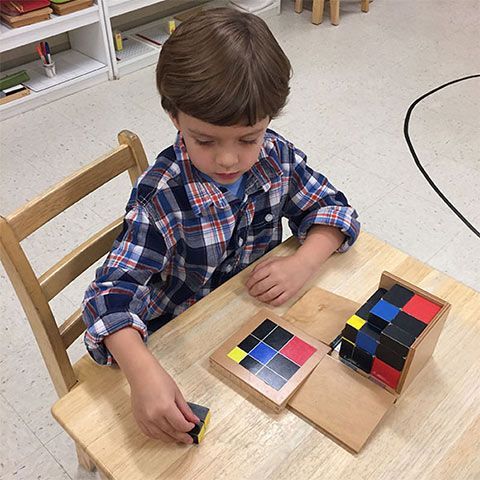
403;74;480;239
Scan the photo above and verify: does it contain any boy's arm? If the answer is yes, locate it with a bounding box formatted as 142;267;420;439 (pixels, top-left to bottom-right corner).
246;140;359;306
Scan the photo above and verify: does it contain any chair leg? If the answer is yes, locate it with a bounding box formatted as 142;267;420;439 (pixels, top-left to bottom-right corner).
75;443;96;472
361;0;369;12
294;0;304;13
312;0;325;24
330;0;340;25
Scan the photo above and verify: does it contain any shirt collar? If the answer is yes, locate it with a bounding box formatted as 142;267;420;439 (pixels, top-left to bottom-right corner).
173;132;283;216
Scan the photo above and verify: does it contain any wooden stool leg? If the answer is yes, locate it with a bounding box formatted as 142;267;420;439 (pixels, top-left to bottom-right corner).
361;0;369;12
294;0;304;13
330;0;340;25
312;0;325;24
75;443;96;472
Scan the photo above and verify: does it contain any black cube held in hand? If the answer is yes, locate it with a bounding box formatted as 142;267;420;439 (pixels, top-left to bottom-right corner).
187;402;211;444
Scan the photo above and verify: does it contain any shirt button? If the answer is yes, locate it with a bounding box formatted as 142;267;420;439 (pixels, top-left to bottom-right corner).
264;213;273;222
225;264;233;273
238;238;244;246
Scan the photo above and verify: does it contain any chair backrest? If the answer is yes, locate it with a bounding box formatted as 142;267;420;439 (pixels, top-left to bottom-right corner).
0;130;149;397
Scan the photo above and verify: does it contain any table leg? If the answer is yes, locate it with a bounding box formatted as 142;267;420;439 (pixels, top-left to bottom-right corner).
295;0;304;13
361;0;369;12
312;0;325;24
330;0;340;25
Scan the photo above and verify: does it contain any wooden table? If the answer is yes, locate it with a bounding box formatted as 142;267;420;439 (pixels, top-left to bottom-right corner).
53;232;480;479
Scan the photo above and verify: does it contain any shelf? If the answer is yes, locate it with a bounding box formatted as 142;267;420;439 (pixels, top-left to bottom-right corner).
0;5;100;53
114;35;159;74
107;0;167;18
0;49;108;119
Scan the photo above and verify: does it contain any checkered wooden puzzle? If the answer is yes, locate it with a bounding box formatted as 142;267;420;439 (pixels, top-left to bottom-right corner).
210;309;330;411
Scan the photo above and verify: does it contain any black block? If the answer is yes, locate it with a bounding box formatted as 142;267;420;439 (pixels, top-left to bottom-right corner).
263;326;294;350
380;323;416;358
251;319;277;340
368;313;390;331
352;346;373;373
355;288;387;321
382;284;415;308
392;311;427;338
366;288;388;306
343;323;359;343
376;343;406;371
339;338;354;359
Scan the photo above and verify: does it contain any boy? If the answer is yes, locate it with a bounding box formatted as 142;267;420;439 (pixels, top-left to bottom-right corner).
82;8;360;445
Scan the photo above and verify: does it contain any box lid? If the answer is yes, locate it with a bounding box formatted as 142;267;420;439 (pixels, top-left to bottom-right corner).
285;287;360;345
288;355;396;453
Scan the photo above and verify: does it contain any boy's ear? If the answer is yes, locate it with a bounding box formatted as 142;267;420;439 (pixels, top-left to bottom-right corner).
168;112;181;131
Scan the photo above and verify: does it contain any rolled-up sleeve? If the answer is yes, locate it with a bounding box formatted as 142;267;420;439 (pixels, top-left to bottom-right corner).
82;203;168;365
283;146;360;252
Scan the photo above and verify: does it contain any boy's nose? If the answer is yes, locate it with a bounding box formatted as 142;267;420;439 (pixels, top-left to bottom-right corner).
215;151;239;170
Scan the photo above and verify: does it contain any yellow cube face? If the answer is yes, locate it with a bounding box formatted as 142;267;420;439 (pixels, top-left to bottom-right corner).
227;346;247;363
346;315;366;331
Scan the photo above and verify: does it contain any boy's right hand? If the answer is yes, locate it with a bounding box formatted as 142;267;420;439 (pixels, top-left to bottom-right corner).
129;358;200;444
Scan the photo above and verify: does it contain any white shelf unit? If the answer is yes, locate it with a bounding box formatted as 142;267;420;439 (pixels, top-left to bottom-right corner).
0;2;112;119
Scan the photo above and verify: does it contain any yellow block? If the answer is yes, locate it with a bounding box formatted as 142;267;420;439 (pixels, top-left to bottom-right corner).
346;315;366;331
227;346;247;363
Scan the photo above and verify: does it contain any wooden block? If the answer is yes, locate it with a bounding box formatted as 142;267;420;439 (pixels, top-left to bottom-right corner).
382;283;415;308
380;323;416;358
368;299;400;331
403;294;442;324
285;287;360;345
375;343;406;371
187;402;210;444
392;311;427;338
371;357;401;389
356;323;380;356
288;355;396;453
209;309;330;412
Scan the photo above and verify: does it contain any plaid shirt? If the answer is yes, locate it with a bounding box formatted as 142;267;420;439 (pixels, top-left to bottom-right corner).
82;129;360;365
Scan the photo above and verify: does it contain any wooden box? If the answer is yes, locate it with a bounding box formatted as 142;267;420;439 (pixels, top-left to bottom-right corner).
286;271;450;452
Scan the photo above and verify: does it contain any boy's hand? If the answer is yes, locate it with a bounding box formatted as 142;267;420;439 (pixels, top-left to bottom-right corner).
129;358;200;444
245;254;316;307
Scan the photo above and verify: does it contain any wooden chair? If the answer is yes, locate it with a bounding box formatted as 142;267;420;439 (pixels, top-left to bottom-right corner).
0;130;149;479
295;0;370;25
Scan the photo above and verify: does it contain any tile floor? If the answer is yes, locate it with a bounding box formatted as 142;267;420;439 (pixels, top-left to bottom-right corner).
0;0;479;478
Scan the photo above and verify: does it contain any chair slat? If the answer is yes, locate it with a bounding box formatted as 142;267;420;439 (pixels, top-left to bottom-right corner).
39;218;123;301
60;308;86;349
7;145;133;241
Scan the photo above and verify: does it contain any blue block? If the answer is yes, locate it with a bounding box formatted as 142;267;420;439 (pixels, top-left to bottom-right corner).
249;342;277;364
356;329;379;355
370;299;399;321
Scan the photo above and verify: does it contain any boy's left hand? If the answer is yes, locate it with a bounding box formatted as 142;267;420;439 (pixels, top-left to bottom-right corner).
245;254;315;307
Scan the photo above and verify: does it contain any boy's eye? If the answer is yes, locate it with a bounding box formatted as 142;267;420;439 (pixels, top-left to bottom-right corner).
240;139;258;145
195;139;214;146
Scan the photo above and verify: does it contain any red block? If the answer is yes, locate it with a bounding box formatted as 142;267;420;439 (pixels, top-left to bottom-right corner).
371;357;401;389
280;336;316;366
403;294;441;324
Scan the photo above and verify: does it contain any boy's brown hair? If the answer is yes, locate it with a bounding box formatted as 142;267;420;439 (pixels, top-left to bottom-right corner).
156;8;291;126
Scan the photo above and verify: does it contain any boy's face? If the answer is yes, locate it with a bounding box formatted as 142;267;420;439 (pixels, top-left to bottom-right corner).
171;111;270;185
